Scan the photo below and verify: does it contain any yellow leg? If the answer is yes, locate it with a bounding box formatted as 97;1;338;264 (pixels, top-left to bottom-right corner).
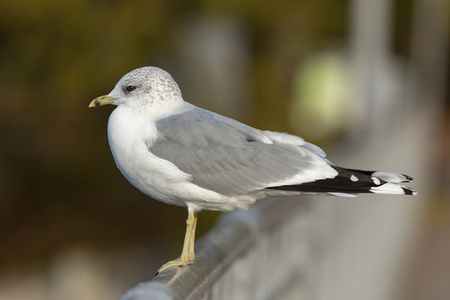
157;211;198;274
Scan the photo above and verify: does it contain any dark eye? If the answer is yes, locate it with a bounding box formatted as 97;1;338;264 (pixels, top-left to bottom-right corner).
125;85;136;92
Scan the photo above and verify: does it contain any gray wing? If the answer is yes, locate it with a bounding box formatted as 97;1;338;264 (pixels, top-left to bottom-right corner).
148;107;335;196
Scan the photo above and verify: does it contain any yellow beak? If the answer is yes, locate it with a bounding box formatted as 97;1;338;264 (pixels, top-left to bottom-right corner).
89;95;117;108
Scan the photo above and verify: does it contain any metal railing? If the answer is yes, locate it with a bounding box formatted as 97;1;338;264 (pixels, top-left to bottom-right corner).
120;197;312;300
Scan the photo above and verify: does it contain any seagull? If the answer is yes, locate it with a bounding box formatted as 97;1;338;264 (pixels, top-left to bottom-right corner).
89;66;416;274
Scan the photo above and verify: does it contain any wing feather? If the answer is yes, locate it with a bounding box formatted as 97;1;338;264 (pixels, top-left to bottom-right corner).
148;107;336;196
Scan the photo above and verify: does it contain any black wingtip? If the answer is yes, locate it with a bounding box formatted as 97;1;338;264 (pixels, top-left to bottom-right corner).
403;187;417;195
266;166;417;196
402;173;414;182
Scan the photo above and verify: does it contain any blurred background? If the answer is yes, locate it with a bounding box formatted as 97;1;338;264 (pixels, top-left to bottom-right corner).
0;0;448;299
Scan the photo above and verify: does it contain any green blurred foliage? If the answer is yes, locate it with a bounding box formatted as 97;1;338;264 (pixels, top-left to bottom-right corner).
0;0;354;265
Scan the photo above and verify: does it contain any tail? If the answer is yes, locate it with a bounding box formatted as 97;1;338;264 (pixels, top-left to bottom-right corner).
267;166;417;196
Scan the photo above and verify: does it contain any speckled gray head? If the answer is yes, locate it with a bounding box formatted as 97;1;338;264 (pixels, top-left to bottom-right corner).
113;66;183;106
89;67;182;109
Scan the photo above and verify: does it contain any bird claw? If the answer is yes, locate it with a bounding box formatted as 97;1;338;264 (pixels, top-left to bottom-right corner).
156;257;195;276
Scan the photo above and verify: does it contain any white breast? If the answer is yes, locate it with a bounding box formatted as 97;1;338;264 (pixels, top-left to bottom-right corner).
106;105;233;210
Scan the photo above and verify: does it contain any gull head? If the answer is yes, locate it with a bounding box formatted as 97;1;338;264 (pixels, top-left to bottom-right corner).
89;67;182;109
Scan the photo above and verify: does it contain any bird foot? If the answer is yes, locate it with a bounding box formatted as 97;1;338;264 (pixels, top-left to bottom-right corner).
156;257;195;275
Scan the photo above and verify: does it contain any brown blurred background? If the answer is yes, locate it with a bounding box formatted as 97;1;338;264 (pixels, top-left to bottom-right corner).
0;0;448;299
